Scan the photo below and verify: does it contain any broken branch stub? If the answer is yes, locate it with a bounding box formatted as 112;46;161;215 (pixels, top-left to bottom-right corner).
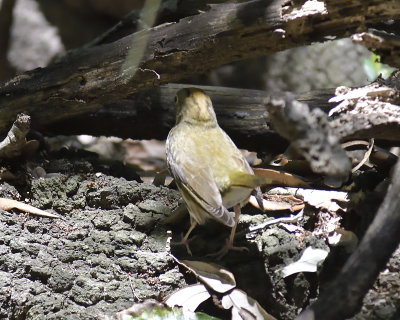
266;95;351;187
0;113;30;159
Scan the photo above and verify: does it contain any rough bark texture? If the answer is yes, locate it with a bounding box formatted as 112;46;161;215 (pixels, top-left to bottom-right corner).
1;79;400;156
1;0;400;139
353;29;400;69
329;74;400;143
0;0;16;80
266;95;352;185
43;84;286;153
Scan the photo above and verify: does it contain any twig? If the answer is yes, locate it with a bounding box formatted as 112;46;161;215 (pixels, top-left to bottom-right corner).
0;198;60;218
351;138;374;173
0;113;30;159
128;273;140;301
249;209;304;233
236;209;304;238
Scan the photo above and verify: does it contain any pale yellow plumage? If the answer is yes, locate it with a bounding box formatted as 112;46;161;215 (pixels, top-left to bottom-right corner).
166;88;266;256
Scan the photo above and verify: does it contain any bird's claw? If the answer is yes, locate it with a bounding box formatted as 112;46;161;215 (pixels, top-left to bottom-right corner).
171;233;197;255
207;238;249;260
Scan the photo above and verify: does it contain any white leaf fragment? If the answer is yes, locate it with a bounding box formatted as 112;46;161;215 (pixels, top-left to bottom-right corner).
180;260;236;293
282;247;329;278
328;229;358;253
164;284;210;312
221;289;277;320
285;187;348;212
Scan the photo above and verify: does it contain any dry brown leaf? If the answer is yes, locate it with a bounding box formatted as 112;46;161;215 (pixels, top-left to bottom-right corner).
351;138;374;173
342;140;398;169
249;194;305;212
180;260;236;293
286;187;348;212
0;198;60;218
253;168;309;187
270;154;289;166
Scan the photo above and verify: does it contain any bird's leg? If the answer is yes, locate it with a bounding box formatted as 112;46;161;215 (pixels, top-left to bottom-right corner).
172;220;197;255
230;205;241;243
210;204;249;259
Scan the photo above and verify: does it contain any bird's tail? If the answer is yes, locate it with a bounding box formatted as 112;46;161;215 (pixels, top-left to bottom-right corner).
229;171;274;189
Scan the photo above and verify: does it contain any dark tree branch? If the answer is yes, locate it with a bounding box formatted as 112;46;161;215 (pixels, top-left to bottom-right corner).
43;84;288;153
1;0;400;138
328;74;400;142
23;78;400;156
84;0;212;48
0;0;16;81
296;158;400;320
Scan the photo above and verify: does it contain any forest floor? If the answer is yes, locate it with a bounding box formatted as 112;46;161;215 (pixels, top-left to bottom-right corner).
0;143;399;320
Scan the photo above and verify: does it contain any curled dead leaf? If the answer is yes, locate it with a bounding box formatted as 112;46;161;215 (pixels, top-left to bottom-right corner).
249;193;305;212
283;187;348;212
0;198;60;218
253;168;309;188
221;289;277;320
180;260;236;293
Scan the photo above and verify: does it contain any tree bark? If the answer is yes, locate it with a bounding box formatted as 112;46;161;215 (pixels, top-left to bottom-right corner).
0;0;16;81
1;0;400;138
2;80;398;155
352;29;400;69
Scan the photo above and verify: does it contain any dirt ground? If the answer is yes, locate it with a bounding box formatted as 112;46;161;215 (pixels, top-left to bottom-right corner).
0;147;399;320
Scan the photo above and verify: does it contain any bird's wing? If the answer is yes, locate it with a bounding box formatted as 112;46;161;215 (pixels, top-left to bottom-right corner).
220;130;255;174
219;131;265;210
167;149;234;227
177;179;234;227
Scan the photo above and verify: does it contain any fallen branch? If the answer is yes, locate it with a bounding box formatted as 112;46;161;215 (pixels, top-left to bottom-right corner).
1;0;400;137
1;80;398;156
266;95;352;185
246;209;304;235
329;75;400;142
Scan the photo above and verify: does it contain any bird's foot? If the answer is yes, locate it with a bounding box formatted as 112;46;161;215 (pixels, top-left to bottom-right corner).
171;233;197;256
207;238;249;260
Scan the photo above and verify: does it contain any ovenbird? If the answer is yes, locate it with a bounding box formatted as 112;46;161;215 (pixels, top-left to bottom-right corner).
166;88;266;257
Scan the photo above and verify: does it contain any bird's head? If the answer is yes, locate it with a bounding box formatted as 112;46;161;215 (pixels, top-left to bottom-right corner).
175;88;217;125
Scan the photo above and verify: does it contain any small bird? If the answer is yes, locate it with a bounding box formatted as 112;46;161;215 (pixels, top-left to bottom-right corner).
166;88;267;257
